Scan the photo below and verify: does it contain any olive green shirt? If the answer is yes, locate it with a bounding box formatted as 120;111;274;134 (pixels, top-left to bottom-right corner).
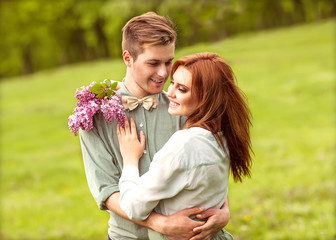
79;82;183;240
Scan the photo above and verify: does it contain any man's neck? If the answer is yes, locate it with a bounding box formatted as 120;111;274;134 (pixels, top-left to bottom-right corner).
124;75;146;99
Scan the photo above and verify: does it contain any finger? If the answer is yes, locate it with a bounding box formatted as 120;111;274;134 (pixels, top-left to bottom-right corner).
124;115;128;125
117;125;125;144
194;221;206;228
130;118;137;135
118;123;125;135
196;208;215;219
140;131;146;149
181;207;205;217
193;224;210;233
189;232;207;240
192;226;202;234
124;116;130;134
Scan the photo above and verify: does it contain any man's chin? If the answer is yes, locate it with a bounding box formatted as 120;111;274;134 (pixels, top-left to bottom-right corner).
148;87;164;95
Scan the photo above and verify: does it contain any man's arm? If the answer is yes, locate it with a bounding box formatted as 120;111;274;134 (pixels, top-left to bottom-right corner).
190;196;230;240
105;192;206;240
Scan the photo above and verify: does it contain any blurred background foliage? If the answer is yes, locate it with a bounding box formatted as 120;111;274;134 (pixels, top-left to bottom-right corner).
0;0;334;78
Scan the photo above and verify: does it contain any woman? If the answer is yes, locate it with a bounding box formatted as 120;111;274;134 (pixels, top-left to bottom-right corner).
117;52;252;239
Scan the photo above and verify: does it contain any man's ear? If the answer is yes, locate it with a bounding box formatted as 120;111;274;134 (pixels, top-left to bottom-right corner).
123;50;133;67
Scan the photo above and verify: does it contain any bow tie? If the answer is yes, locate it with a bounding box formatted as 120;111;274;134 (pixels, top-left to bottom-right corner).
122;95;158;111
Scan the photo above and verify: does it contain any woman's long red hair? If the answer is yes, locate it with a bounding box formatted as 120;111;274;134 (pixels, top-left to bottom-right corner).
171;52;252;182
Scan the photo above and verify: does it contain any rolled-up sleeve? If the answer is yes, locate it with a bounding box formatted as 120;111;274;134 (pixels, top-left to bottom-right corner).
79;114;121;210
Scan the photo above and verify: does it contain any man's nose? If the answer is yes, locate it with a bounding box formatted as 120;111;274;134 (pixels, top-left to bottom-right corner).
157;65;169;78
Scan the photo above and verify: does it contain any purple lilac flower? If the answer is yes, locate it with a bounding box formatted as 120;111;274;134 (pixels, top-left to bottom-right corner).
75;82;96;104
68;81;126;136
101;95;126;128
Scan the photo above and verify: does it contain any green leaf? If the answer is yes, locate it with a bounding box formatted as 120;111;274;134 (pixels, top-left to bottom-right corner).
110;81;118;90
103;79;111;87
96;91;105;98
90;83;103;94
106;89;113;98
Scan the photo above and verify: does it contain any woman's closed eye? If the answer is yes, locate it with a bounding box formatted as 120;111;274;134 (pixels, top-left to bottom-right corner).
170;81;188;93
179;88;188;93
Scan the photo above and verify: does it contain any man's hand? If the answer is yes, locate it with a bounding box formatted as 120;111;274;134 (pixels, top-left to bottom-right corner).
106;194;206;240
115;81;122;91
190;198;230;240
155;207;206;240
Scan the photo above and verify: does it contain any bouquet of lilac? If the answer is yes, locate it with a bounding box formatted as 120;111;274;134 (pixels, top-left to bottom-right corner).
68;79;126;136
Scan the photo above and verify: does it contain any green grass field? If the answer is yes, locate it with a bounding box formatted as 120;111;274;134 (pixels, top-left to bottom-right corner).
1;19;335;239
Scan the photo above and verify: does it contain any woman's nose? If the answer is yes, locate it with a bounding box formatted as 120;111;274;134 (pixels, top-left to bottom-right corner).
167;85;175;98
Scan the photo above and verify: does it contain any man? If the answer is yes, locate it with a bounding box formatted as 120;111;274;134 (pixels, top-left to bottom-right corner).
79;12;230;240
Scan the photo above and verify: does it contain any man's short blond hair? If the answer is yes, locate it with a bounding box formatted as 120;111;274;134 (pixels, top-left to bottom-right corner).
122;12;177;60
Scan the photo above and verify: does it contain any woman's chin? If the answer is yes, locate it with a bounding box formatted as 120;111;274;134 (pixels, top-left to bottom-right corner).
168;108;177;116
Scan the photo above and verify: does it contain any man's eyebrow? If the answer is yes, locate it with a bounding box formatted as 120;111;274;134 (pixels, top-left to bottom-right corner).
146;59;160;62
146;57;174;62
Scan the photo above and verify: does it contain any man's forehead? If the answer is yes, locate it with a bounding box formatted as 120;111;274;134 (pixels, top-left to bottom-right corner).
139;44;175;61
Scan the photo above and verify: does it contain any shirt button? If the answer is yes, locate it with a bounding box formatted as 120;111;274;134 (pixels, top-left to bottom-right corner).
144;150;147;154
139;123;144;127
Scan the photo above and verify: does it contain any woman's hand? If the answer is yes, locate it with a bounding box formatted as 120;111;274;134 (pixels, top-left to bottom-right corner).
117;117;146;167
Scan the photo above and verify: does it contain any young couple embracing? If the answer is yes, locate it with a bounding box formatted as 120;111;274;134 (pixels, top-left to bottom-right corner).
79;12;252;240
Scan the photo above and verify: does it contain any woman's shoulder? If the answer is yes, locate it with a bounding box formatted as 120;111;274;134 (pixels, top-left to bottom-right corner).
165;127;209;146
178;127;213;142
165;128;226;167
154;129;194;159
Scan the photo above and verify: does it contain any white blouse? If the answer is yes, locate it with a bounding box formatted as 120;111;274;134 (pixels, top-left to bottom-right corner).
119;127;230;221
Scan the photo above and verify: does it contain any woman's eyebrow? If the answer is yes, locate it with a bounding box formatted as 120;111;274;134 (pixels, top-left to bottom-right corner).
175;82;189;89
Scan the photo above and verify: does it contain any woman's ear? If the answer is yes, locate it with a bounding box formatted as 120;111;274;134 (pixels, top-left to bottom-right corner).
123;50;133;67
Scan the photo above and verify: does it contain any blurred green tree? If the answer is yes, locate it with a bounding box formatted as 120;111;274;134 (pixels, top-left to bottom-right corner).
0;0;334;78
